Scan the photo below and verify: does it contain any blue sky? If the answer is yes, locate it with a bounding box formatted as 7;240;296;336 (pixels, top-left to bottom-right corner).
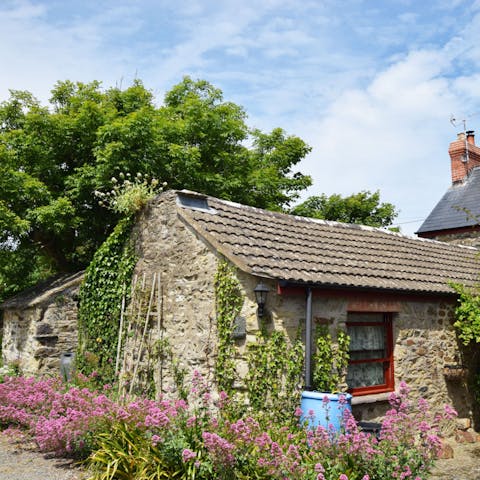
2;0;480;234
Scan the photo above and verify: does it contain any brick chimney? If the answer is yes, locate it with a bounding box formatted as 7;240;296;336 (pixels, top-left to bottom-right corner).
449;130;480;183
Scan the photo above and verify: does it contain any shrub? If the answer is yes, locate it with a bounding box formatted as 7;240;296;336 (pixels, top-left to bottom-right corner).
0;374;456;480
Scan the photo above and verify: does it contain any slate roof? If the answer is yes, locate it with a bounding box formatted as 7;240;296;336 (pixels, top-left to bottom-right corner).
417;167;480;234
175;190;480;296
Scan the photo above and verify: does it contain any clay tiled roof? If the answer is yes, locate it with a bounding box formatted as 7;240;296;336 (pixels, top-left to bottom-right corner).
175;191;480;295
1;271;84;309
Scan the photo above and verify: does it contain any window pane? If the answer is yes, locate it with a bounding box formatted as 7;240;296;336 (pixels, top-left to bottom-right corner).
347;362;385;388
348;325;385;360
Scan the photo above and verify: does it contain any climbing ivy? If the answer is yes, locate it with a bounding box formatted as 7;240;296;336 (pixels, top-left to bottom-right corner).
213;261;243;395
450;282;480;346
312;325;350;392
77;217;137;385
213;260;305;422
247;329;304;423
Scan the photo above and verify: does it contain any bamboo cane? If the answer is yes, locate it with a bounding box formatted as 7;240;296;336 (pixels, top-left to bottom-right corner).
129;272;157;395
121;274;137;396
115;282;126;376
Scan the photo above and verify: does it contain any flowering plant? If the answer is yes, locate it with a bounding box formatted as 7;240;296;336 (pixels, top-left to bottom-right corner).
95;172;166;215
0;374;457;480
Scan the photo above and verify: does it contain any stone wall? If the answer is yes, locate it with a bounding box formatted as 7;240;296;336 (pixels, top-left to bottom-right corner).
122;193;221;394
1;273;82;376
354;300;470;424
249;291;469;424
428;230;480;249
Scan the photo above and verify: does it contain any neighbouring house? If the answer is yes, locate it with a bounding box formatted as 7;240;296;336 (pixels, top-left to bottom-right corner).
120;189;480;425
1;272;83;376
417;130;480;247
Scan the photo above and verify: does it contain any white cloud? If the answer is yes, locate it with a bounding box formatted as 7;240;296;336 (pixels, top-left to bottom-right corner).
294;45;473;234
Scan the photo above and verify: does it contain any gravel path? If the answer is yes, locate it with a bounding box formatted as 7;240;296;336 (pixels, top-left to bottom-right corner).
0;433;87;480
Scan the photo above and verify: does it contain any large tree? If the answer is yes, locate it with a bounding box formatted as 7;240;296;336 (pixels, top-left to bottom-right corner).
291;190;398;228
0;78;312;300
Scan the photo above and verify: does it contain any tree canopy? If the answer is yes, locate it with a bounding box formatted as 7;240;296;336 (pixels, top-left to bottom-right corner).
290;190;398;228
0;78;312;300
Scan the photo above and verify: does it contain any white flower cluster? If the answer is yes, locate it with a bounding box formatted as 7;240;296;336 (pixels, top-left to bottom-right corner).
0;365;13;377
94;172;167;215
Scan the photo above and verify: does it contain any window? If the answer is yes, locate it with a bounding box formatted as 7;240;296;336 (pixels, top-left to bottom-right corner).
346;312;394;395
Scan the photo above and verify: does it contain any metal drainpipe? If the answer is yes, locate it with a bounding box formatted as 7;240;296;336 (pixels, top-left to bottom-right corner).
305;286;313;390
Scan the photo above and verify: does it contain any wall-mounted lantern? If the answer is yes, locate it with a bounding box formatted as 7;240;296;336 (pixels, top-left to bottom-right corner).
254;282;270;317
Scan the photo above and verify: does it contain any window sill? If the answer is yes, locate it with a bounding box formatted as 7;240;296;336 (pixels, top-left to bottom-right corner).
351;392;391;405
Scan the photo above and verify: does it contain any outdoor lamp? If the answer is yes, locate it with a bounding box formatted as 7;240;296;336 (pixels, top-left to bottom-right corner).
254;282;270;317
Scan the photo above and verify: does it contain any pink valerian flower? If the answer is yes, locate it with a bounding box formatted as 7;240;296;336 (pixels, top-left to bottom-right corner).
227;416;260;445
255;432;273;450
339;474;349;480
202;431;235;467
400;465;412;479
187;415;197;428
443;404;458;420
182;448;197;462
362;476;370;480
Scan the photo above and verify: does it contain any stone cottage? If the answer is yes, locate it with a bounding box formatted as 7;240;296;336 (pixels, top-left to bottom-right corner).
1;272;83;376
122;189;480;425
2;183;480;426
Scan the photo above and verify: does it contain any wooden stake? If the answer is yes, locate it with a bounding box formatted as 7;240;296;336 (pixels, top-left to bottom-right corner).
115;282;126;376
129;272;157;395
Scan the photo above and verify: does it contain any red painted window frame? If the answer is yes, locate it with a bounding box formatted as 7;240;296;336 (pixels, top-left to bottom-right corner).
346;312;394;396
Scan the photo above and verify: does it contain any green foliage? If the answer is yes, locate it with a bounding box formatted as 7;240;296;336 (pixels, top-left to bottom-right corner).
246;329;304;423
450;282;480;345
0;360;22;379
87;422;176;480
312;325;350;392
153;337;189;401
96;172;166;216
0;77;312;302
213;261;243;395
77;217;137;385
291;190;398;227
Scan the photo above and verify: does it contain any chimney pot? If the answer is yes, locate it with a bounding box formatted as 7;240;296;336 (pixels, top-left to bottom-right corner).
457;132;466;141
467;130;475;145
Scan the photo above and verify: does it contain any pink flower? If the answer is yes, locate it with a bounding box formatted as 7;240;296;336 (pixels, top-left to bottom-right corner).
443;404;458;420
182;448;196;463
